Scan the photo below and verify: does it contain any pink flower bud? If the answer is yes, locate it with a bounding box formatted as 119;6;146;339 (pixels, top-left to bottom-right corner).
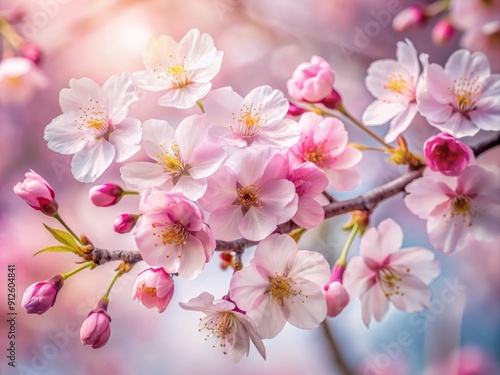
14;170;58;216
132;268;174;313
323;264;349;317
19;42;43;65
287;102;305;116
80;299;111;349
424;133;474;176
320;89;342;109
89;184;123;207
22;275;64;314
287;55;335;103
392;6;426;32
113;214;139;234
432;19;456;45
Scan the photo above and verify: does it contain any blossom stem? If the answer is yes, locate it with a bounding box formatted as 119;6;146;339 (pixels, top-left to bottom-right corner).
320;320;353;375
104;270;125;299
425;0;451;16
196;100;205;113
53;213;84;245
61;262;94;280
0;17;23;48
336;224;359;267
121;191;139;196
349;143;390;152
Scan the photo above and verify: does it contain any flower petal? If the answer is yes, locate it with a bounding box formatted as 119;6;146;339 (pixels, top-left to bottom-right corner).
71;140;115;183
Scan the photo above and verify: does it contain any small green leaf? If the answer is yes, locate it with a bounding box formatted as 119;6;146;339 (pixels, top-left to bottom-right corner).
34;246;76;256
43;224;79;249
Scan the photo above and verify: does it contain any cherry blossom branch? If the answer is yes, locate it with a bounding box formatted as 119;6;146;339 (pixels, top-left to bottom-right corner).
321;321;354;375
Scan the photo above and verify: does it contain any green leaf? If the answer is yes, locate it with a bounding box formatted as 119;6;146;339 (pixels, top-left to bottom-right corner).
34;246;76;256
43;224;79;249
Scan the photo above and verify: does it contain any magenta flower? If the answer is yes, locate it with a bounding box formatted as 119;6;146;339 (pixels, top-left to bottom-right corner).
289;112;361;191
199;147;297;241
113;214;139;234
405;164;499;254
134;189;215;279
417;49;500;138
424;133;474;176
286;55;335;103
14;170;59;216
343;219;440;327
230;234;331;339
179;292;266;362
323;265;349;318
120;116;225;200
80;299;112;349
133;267;174;313
89;183;123;207
22;275;64;315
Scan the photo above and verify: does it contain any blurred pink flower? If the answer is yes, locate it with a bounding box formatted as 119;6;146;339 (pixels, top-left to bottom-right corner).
450;0;500;30
113;213;139;234
120;116;225;200
431;19;456;45
203;85;301;149
344;219;440;326
133;267;174;313
423;133;474;176
288;162;328;229
289;112;361;190
134;189;215;279
405;163;500;254
324;264;349;318
417;49;500;138
0;57;47;104
362;39;420;142
199;147;297;241
89;183;123;207
286;55;335;103
461;22;500;73
14;169;58;216
22;275;64;315
392;6;426;32
132;29;223;109
424;346;500;375
44;73;142;183
80;299;111;349
179;292;266;362
230;234;330;339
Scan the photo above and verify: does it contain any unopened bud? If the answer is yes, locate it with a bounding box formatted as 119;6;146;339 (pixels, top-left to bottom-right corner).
14;170;58;216
320;89;342;110
80;298;111;349
392;6;427;32
113;214;139;234
19;42;43;64
287;102;305;116
89;184;123;207
432;19;456;45
22;275;64;314
323;264;349;317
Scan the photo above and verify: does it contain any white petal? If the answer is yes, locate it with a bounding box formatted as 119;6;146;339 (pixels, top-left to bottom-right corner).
239;207;277;241
44;113;87;154
120;162;168;190
344;257;375;301
59;77;108;114
209;205;244;241
248;296;287;339
102;73;140;124
288;250;330;286
158;82;212;109
171;176;207;201
142;119;176;160
390;274;432;313
362;100;405;126
71;140;115;183
390;247;440;284
251;234;297;276
108;117;142;162
132;70;169;91
385;103;418;142
177;236;207;280
360;284;389;327
284;278;327;329
230;266;269;312
243;85;288;122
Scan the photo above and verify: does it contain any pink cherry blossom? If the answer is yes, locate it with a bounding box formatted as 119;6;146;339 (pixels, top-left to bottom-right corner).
132;267;174;313
179;292;266;362
80;299;112;349
417;49;500;138
133;189;215;279
286;55;335;103
404;162;499;254
343;219;440;326
199;147;297;241
203;86;301;150
44;73;142;183
323;264;349;318
14;169;59;216
423;133;474;176
450;0;500;31
362;39;420;142
132;29;223;109
120;116;225;200
289;112;361;191
461;22;500;73
0;57;48;104
230;234;331;339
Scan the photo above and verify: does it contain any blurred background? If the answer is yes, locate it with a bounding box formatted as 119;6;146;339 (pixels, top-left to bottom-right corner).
1;0;499;374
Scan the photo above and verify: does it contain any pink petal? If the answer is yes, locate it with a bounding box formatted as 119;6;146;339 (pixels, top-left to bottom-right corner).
59;77;109;114
251;234;297;277
199;167;237;212
360;283;389;327
404;175;454;219
385;102;418;143
230;266;269;312
390;247;440;284
255;118;301;148
390;274;432;313
427;214;469;254
120;162;167;191
292;198;325;229
248;296;287;339
287;250;330;286
177;236;207;280
239;207;277;241
283;277;327;329
209;205;244;241
243;85;288;123
325;168;361;191
343;257;375;300
171;176;207;201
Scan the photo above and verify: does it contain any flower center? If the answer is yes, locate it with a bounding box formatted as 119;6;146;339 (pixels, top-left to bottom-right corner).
303;142;329;167
232;103;266;140
265;275;299;306
140;285;157;297
450;74;482;115
151;223;189;249
77;99;109;137
237;184;262;209
154;59;189;88
452;195;471;215
157;143;185;176
378;266;405;297
7;76;21;86
200;312;237;355
383;71;415;99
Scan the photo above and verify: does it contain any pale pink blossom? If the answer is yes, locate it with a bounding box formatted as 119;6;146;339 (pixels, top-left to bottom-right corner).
14;169;59;216
362;40;420;142
289;112;361;191
0;57;47;104
417;49;500;138
392;6;426;32
450;0;500;31
423;133;474;176
132;29;223;109
404;162;500;254
120;116;225;200
424;346;500;375
286;55;335;103
230;234;330;339
133;189;215;279
343;219;440;326
133;267;174;313
461;22;500;73
179;292;266;362
44;74;142;183
199;147;297;241
203;86;301;149
323;265;349;318
80;299;111;349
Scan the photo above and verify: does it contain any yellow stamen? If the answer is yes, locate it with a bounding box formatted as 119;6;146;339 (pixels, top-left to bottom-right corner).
265;275;300;306
237;184;262;209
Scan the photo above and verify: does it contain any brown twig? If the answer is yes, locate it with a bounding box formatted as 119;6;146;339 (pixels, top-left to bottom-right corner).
321;321;354;375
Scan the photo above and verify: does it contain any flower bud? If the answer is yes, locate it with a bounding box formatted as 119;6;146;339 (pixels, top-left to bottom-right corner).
22;275;64;314
392;6;426;32
287;102;306;116
19;42;43;64
80;299;111;349
14;170;58;216
432;19;456;45
320;89;342;110
89;184;123;207
424;133;474;176
287;55;335;103
323;264;349;317
132;268;174;313
113;214;139;234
